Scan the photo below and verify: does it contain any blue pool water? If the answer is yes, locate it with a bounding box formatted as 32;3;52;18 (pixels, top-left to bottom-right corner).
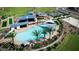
15;26;47;43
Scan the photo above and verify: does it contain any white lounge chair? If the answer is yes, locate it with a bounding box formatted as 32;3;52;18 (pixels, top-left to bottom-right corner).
17;26;20;29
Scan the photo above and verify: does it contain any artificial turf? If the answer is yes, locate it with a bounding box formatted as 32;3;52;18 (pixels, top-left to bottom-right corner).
9;18;13;24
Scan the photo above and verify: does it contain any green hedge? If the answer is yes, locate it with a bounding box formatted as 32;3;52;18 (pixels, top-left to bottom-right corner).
2;21;7;27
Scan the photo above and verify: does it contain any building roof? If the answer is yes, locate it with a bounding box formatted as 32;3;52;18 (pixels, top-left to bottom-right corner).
40;24;56;32
49;12;63;17
19;14;36;21
36;12;48;16
11;22;28;28
62;17;79;28
40;20;56;31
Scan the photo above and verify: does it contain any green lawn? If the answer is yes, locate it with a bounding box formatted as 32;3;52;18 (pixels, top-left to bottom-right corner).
0;7;33;17
33;7;56;13
0;7;56;17
56;33;79;51
0;28;6;33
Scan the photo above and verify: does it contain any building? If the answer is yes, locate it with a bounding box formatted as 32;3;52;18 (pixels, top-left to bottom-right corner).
40;20;56;31
57;7;79;19
36;12;49;19
11;12;37;29
18;14;36;22
67;7;79;12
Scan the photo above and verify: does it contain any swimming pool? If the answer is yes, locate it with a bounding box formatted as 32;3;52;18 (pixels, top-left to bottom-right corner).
15;26;47;44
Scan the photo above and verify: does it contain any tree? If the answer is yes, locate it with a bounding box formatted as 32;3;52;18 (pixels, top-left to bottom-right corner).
48;28;52;39
41;26;53;40
33;43;41;49
8;32;16;44
53;35;57;41
47;47;52;51
32;30;41;41
42;30;47;39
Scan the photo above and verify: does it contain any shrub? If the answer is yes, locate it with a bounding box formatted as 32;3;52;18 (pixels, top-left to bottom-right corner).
43;41;49;46
1;15;7;19
47;47;52;51
2;43;10;48
52;43;59;49
33;43;41;49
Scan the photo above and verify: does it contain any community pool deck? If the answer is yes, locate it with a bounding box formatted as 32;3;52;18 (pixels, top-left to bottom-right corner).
14;22;41;33
0;18;59;47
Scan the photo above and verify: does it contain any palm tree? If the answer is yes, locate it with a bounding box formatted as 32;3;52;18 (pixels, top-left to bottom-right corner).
40;26;53;40
53;35;57;41
48;28;52;39
8;32;16;44
32;30;41;41
42;30;47;39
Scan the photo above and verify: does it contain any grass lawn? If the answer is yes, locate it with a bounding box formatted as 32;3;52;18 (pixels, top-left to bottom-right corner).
0;7;56;17
0;7;33;17
56;33;79;51
0;28;6;33
33;7;56;13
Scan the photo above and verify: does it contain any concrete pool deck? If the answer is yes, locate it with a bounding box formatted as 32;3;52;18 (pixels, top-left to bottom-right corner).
0;19;59;46
0;20;44;43
14;22;41;33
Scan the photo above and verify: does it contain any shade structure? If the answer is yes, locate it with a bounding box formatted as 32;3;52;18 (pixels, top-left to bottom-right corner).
40;23;56;32
19;14;36;21
41;20;56;31
11;22;28;28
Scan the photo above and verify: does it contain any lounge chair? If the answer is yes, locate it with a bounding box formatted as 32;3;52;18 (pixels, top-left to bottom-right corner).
17;26;20;29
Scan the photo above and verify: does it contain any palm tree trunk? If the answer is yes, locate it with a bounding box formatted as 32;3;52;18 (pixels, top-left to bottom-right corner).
12;38;14;44
49;33;51;39
36;36;39;41
49;32;52;39
44;34;45;39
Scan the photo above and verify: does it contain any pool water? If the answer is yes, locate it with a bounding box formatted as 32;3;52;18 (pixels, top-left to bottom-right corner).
15;26;47;43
